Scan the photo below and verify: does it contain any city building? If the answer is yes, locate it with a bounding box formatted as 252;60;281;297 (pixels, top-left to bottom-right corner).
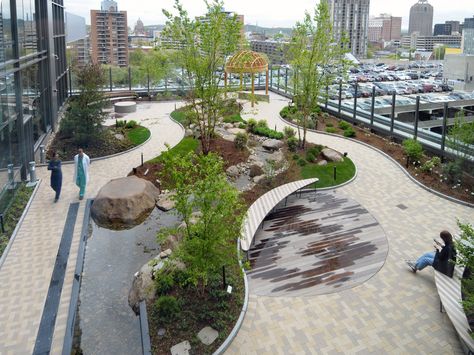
434;23;452;36
462;17;474;55
446;21;461;34
134;18;146;36
198;11;245;43
368;14;402;44
90;0;128;67
66;12;90;67
444;54;474;91
328;0;370;58
401;33;462;51
0;0;68;203
250;40;289;65
408;0;433;37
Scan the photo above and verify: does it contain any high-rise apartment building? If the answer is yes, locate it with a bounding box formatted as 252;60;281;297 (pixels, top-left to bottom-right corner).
328;0;370;58
408;0;433;36
462;17;474;55
90;0;128;67
368;14;402;43
0;0;68;204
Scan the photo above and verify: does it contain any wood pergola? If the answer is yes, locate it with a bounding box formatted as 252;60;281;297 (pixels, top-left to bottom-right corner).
224;50;269;107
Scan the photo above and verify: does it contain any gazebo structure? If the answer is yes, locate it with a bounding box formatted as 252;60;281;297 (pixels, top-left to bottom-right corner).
224;50;269;107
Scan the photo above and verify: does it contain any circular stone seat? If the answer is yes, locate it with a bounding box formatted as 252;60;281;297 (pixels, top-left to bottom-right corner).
114;101;137;114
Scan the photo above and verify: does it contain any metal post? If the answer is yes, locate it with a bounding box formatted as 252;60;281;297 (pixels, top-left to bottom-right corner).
370;86;376;129
390;92;396;135
414;96;420;140
147;71;150;98
68;68;73;96
258;72;261;87
222;266;226;289
325;85;329;110
285;68;288;94
277;68;281;91
441;102;449;159
0;214;4;233
40;145;46;164
28;162;37;184
338;80;342;117
128;67;132;91
353;85;358;122
109;67;113;92
333;166;337;181
7;164;14;188
270;66;273;88
165;77;168;92
141;153;144;167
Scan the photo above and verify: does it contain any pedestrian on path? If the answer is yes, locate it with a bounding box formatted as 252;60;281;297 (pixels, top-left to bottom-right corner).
406;230;457;277
47;151;62;203
73;148;90;200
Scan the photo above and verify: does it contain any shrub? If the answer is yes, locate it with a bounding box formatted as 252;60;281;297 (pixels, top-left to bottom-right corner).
307;119;316;130
326;127;337;133
234;132;248;150
322;112;330;119
223;114;243;124
283;126;296;138
308;145;323;157
297;158;307;167
431;156;442;167
154;295;180;322
343;127;356;138
402;139;423;162
116;119;126;128
247;118;257;132
125;120;138;129
338;121;351;130
253;126;284;139
326;122;334;127
306;151;316;163
238;122;247;129
443;160;463;183
257;119;268;129
292;153;300;160
155;273;174;295
421;157;442;174
280;105;297;119
287;137;298;152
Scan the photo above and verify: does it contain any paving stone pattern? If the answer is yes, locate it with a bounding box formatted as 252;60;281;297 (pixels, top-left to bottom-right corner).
0;102;184;355
224;92;472;354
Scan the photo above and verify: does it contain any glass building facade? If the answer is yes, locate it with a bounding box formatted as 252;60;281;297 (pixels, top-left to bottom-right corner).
0;0;67;210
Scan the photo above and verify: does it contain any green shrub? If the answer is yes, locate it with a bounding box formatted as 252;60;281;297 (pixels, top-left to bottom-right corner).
247;118;257;132
125;120;138;129
283;126;296;138
297;158;307;167
326;127;337;133
307;119;316;130
253;126;284;139
116;119;126;128
402;139;423;162
343;127;356;138
155;273;175;295
308;145;323;157
306;151;316;163
443;160;462;183
280;106;297;119
322;112;330;119
223;114;243;124
287;137;298;152
154;295;180;322
421;157;442;174
326;122;334;127
338;121;351;130
431;156;442;167
238;122;247;129
234;132;248;150
292;153;300;160
257;119;268;129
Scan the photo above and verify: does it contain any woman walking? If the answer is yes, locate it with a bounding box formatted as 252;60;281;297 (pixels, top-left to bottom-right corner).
48;151;62;203
73;148;90;200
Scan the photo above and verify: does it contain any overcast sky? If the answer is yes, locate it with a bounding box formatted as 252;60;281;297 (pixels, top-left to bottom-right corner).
66;0;474;29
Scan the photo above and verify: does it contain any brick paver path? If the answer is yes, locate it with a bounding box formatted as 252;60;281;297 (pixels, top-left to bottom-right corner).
226;92;473;354
0;101;184;354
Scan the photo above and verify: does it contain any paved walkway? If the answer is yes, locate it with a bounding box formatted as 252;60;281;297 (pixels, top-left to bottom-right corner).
225;92;473;354
0;101;184;354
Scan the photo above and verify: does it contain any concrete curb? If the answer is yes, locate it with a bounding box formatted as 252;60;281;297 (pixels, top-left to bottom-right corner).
279;115;474;208
0;179;42;269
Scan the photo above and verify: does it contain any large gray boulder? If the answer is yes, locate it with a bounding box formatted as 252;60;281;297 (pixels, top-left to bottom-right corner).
227;128;246;135
91;176;160;229
321;148;344;163
262;139;284;151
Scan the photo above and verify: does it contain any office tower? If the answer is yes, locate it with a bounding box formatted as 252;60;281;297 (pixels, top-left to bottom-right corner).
90;0;128;67
66;12;90;67
462;17;474;55
408;0;433;36
434;23;452;36
328;0;371;57
0;0;68;199
446;21;461;34
368;14;402;43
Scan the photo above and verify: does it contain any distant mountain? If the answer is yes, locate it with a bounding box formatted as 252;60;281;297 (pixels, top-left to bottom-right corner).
244;25;292;37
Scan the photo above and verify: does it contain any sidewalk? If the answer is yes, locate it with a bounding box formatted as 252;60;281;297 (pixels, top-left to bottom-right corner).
0;101;184;354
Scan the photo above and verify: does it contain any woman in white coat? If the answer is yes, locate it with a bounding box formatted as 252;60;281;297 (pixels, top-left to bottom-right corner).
73;148;90;200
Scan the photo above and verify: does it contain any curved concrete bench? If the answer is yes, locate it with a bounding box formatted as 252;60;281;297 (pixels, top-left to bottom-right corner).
240;178;318;251
114;101;137;114
435;268;474;354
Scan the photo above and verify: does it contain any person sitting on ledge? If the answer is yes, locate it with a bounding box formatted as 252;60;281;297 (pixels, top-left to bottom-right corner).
406;230;457;277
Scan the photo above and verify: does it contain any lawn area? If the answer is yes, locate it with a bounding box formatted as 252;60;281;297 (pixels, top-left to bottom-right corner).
223;113;245;124
126;126;151;145
148;137;199;163
170;109;189;126
300;157;356;188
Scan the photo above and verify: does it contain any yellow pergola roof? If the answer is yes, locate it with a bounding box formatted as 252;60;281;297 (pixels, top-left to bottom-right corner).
225;50;269;74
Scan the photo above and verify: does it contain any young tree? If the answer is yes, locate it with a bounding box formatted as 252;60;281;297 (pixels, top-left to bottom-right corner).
162;0;242;154
158;151;244;292
60;63;107;146
287;0;347;148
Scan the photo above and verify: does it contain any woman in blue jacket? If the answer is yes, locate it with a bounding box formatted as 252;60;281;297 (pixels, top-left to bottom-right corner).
48;151;62;203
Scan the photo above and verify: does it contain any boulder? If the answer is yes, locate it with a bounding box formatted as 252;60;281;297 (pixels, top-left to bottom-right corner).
318;160;328;166
161;234;182;251
249;164;264;178
321;148;344;163
253;175;266;184
226;165;240;178
114;133;125;141
185;129;194;137
262;139;284;151
197;326;219;345
227;128;246;135
223;123;233;129
156;191;176;212
91;176;160;229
